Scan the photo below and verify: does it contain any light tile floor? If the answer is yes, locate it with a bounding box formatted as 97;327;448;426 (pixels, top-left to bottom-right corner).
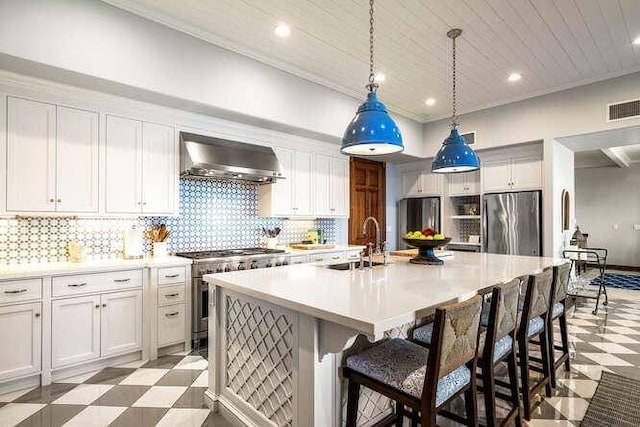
1;273;640;426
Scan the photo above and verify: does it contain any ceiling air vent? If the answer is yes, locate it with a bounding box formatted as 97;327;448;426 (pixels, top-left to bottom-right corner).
461;131;476;145
607;99;640;122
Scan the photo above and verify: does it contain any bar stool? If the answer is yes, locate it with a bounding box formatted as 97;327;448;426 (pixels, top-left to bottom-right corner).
413;280;522;427
343;295;483;427
548;263;572;388
517;268;554;420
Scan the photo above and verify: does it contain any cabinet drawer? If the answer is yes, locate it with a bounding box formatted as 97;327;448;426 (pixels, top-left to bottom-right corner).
310;252;345;265
0;279;42;304
52;269;143;297
345;251;361;261
158;304;185;347
158;266;186;285
158;284;185;306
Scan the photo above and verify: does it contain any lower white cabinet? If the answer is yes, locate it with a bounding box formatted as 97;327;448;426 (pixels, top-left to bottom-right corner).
0;303;42;381
158;304;186;347
52;290;142;368
101;290;143;357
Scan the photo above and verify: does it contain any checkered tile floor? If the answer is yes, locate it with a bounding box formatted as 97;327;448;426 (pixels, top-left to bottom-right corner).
3;289;640;426
0;352;233;427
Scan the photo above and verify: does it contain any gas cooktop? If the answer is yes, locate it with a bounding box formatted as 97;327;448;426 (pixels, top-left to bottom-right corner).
175;248;286;260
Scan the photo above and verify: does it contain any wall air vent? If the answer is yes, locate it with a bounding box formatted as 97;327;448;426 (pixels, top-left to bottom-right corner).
607;99;640;122
461;131;476;145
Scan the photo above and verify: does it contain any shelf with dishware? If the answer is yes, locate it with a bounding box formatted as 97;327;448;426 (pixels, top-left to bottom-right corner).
443;194;482;250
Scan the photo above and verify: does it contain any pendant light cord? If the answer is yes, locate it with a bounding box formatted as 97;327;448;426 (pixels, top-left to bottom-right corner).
367;0;378;92
451;31;458;129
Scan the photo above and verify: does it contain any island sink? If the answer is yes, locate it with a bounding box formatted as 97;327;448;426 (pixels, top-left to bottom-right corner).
326;261;386;270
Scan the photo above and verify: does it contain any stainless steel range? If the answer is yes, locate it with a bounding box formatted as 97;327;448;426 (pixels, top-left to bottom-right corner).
175;248;288;347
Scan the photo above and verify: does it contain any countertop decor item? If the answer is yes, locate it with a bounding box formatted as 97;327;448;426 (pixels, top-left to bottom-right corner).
431;29;480;173
68;241;87;263
402;237;452;265
340;0;403;156
124;226;144;259
148;224;171;258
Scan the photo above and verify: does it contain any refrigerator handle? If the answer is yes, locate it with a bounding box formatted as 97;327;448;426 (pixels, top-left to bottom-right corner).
482;198;488;253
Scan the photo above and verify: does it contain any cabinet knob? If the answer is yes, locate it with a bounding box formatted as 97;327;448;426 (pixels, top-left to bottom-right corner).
35;313;41;318
57;199;62;203
49;198;55;203
102;303;107;308
143;202;147;205
95;304;100;309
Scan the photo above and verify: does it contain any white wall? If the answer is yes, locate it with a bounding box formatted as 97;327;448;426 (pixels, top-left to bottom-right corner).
422;71;640;157
575;165;640;267
0;0;425;156
545;140;575;258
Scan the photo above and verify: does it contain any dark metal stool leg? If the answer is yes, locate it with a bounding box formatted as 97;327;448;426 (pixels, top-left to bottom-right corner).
346;379;360;427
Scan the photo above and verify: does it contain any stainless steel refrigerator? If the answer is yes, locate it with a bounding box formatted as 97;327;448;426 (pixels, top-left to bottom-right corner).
397;197;441;250
482;191;542;256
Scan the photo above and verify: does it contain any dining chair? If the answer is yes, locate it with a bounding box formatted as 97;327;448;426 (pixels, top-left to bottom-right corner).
517;267;554;421
548;263;572;388
343;295;483;427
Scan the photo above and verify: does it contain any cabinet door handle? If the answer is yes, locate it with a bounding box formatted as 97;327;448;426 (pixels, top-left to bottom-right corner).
102;303;107;308
114;278;131;283
49;198;55;203
165;311;179;317
35;313;40;318
68;282;87;288
332;256;340;260
4;288;28;294
95;304;100;309
164;274;180;278
314;258;323;261
165;293;179;298
57;199;62;203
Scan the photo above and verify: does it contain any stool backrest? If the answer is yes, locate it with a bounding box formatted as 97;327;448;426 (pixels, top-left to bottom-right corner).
552;263;571;303
522;267;553;322
494;278;522;340
428;295;482;380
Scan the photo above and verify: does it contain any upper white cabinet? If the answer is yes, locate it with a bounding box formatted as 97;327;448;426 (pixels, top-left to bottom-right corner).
483;157;542;193
313;154;349;217
258;147;314;217
6;97;98;213
401;171;442;197
447;170;480;196
105;115;177;215
0;302;42;381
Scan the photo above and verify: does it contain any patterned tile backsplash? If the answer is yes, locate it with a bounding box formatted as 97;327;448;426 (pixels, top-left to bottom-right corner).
0;178;336;266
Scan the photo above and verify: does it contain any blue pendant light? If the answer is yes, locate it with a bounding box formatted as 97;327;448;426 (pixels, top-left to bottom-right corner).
341;0;403;156
432;29;480;173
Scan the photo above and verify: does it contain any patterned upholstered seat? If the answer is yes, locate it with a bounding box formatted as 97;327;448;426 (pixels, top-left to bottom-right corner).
527;316;544;337
551;302;564;318
346;338;470;406
413;323;513;362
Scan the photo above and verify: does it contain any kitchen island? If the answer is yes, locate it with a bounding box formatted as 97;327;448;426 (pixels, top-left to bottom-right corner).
203;252;561;426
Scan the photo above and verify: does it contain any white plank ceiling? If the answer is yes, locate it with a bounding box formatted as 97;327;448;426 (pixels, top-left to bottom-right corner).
105;0;640;122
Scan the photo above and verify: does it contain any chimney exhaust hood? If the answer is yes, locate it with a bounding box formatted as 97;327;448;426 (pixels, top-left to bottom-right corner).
179;132;285;183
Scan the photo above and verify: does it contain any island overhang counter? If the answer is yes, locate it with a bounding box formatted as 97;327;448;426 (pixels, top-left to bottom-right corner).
203;252;562;426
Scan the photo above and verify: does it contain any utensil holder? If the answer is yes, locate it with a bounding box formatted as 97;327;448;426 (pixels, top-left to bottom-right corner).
266;237;278;249
153;242;168;258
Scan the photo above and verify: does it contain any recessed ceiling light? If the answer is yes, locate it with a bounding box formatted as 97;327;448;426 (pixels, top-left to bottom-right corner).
274;23;291;38
634;36;640;45
425;98;436;106
508;72;522;82
374;72;386;82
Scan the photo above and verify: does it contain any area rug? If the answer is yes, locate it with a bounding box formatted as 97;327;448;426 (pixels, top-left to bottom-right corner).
591;273;640;290
581;371;640;427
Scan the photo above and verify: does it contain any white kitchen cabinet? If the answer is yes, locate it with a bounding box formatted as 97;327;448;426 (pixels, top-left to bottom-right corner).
0;302;42;381
105;115;177;215
142;122;176;214
401;171;442;197
6;97;56;212
52;295;101;368
447;170;480;195
313;155;349;217
6;98;99;213
483;157;541;192
56;106;99;212
105;115;142;213
158;304;186;347
258;148;314;217
101;290;143;357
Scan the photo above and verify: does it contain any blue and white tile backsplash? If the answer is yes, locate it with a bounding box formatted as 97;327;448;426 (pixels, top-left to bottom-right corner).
0;178;336;266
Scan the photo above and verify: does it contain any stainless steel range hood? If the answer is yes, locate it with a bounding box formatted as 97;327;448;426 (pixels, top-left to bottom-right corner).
179;132;285;183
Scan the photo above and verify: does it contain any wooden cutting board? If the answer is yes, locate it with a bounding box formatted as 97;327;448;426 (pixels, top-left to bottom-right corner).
289;243;336;250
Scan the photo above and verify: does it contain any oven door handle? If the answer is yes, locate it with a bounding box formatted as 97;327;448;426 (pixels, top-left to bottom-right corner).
208;285;215;307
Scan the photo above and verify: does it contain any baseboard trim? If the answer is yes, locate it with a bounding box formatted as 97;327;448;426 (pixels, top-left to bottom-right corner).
0;374;40;396
204;389;252;427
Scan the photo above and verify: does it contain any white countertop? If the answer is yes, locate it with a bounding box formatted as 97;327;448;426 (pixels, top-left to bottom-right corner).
282;245;366;255
206;252;565;338
0;256;192;280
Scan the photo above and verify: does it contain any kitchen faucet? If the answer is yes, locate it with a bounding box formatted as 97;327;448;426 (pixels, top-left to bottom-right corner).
362;216;387;267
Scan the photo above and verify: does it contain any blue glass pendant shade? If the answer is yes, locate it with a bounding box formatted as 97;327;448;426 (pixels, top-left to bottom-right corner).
341;91;404;155
431;127;480;173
